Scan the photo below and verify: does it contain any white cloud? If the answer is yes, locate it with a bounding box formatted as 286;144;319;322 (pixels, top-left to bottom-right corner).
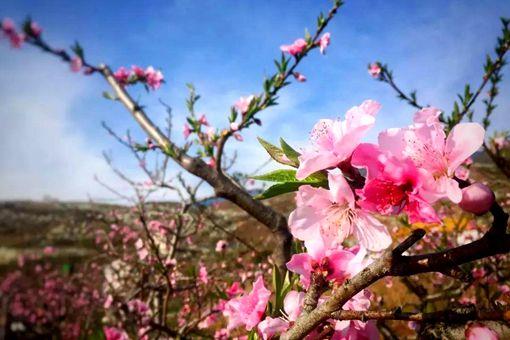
0;47;126;202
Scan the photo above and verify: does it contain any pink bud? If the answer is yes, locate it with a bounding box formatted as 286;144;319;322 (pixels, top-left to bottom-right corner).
70;56;83;73
30;22;42;37
368;63;381;78
459;183;495;215
293;71;306;82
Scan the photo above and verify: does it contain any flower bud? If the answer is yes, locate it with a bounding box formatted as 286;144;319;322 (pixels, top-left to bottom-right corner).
459;183;495;215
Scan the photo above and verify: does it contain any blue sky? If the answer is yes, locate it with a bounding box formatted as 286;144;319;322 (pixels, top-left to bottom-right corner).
1;0;509;202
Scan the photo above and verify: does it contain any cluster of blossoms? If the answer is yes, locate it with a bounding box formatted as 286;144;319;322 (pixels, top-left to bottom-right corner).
1;258;104;338
220;99;494;338
113;65;164;90
1;18;41;48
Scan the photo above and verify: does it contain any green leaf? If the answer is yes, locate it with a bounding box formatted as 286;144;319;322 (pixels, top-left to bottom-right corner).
254;182;302;199
280;138;300;165
71;41;84;59
102;91;116;100
257;137;295;166
252;169;326;184
254;180;325;200
248;329;259;340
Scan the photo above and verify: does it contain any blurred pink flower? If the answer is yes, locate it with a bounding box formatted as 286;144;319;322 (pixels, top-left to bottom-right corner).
319;32;330;54
368;63;381;78
70;56;83;73
234;133;243;142
234;95;255;114
131;65;145;77
472;267;486;280
223;276;271;331
183;123;192;139
199;262;209;284
144;66;164;90
113;66;130;85
280;38;307;56
198;114;209;126
465;324;498;340
43;246;55;255
215;240;228;252
103;326;129;340
29;21;42;37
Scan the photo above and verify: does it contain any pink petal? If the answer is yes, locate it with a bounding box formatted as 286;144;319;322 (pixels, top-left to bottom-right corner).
296;149;338;180
353;212;391;251
258;317;289;340
445;123;485;175
327;170;355;207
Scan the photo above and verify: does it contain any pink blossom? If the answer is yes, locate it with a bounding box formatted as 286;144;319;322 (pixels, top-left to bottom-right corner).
131;65;145;78
352;143;440;224
144;66;164;90
493;136;508;150
455;166;470;181
257;290;304;339
215;240;228;252
6;30;25;48
208;157;216;168
296;100;381;180
289;170;391;251
413;107;442;126
1;18;15;34
379;113;485;203
292;71;306;82
198;263;209;284
499;285;510;294
258;317;289;340
472;267;486;280
332;290;379;339
368;63;381;78
226;282;244;298
43;246;55;255
29;22;42;37
319;32;330;54
183;123;192;139
280;38;307;56
104;294;113;309
234;95;255;114
287;236;361;288
223;276;271;331
206;126;216;140
459;183;495;215
70;56;83;73
135;239;148;261
198;114;209;126
465;323;498;340
113;66;130;85
214;329;229;340
103;326;129;340
230;122;239;131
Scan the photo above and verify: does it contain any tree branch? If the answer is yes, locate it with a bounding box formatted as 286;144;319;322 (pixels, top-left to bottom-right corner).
284;202;509;339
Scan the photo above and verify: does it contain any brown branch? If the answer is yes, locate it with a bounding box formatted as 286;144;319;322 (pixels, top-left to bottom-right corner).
303;273;327;314
284;202;509;339
331;306;510;323
98;65;292;269
214;0;343;171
